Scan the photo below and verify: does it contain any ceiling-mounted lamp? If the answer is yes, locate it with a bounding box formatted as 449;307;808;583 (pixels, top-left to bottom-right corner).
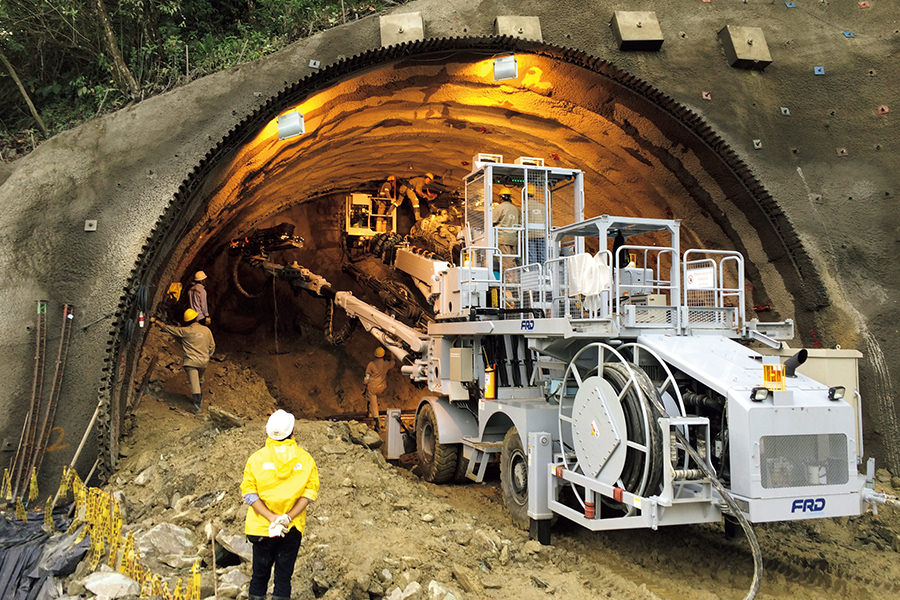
492;55;518;81
277;111;305;140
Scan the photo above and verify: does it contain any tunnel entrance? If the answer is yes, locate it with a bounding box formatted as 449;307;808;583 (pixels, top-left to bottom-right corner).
106;37;825;471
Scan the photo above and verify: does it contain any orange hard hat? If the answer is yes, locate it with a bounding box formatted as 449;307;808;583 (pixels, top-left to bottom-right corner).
387;175;396;181
375;347;386;358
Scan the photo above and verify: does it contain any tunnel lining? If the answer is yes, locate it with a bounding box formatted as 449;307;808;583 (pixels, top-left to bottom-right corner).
97;36;827;475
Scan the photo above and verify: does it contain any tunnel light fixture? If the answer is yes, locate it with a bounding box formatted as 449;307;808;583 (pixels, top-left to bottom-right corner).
828;386;846;402
493;55;518;81
750;387;769;402
277;111;305;140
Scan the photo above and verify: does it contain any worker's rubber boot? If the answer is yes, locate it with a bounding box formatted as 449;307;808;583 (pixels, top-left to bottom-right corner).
191;393;202;413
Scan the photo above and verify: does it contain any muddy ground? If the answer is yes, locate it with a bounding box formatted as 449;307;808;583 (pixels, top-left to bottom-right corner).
76;337;900;600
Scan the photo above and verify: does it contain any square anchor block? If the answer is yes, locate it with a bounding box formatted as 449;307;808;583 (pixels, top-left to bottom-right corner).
379;12;424;47
717;25;772;70
611;11;664;51
494;16;543;42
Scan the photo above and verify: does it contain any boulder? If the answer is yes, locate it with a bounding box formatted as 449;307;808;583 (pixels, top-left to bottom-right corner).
216;531;253;562
134;465;156;486
160;553;201;568
362;430;383;449
523;540;543;554
219;568;250;587
138;522;197;556
83;572;140;598
875;468;891;483
428;580;459;599
402;581;424;599
451;566;482;593
209;406;246;429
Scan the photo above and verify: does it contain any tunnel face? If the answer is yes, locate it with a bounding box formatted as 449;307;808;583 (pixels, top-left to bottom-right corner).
143;44;805;422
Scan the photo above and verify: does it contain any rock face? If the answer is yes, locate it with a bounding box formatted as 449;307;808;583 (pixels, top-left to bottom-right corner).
83;572;140;597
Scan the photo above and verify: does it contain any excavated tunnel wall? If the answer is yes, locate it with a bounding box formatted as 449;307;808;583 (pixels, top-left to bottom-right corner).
0;0;896;489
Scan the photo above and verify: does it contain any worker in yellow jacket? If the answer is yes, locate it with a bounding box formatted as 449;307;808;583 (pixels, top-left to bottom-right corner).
240;410;319;600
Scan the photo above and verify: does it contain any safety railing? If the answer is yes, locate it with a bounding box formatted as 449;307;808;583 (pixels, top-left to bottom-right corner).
614;245;679;328
501;263;547;311
682;250;745;331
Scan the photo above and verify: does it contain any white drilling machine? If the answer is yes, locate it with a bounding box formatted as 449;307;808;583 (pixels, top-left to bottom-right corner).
236;154;896;597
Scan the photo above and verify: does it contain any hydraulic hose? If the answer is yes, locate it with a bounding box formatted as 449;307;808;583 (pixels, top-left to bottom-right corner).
636;369;762;600
675;428;762;600
232;255;269;298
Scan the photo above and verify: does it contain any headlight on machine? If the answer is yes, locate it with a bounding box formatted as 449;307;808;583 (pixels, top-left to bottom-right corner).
750;386;769;402
828;386;846;401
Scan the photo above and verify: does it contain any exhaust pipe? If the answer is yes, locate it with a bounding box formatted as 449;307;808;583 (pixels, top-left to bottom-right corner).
784;348;808;377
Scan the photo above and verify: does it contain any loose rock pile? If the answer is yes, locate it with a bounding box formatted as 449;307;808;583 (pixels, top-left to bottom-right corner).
60;394;644;600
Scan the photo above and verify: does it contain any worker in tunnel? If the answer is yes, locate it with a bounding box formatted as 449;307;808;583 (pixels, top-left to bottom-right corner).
363;347;395;432
188;270;211;325
381;174;438;221
241;409;319;600
493;186;521;272
151;308;216;412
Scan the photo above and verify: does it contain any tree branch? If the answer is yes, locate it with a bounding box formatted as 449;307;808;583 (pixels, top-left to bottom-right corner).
0;49;49;136
92;0;140;99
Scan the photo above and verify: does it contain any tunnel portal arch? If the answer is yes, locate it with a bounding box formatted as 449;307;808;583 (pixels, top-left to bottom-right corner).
98;37;826;473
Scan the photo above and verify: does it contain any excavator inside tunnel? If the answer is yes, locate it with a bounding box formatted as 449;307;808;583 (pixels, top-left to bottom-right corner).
133;41;808;432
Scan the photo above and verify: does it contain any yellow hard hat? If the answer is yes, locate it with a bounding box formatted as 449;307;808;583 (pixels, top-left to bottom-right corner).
425;173;434;180
374;347;386;358
193;270;207;281
499;187;512;197
527;183;537;195
183;308;199;322
387;175;396;181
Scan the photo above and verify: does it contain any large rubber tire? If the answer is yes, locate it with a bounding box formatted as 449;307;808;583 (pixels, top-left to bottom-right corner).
500;427;530;529
416;403;458;483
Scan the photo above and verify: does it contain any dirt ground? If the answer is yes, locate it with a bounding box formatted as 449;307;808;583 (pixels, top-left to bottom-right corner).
90;344;900;600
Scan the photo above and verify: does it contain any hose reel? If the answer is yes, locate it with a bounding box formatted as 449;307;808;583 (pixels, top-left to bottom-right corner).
557;342;673;513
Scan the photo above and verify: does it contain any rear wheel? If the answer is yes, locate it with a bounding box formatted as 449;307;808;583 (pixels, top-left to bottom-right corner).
500;427;529;529
416;403;458;483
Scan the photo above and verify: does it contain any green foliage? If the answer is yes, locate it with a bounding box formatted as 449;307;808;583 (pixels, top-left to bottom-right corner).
0;0;402;157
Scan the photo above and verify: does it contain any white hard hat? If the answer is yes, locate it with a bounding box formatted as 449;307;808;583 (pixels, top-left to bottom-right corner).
194;270;207;281
266;409;295;440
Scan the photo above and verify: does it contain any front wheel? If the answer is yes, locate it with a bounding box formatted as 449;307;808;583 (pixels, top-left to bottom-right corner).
416;403;458;483
500;427;529;529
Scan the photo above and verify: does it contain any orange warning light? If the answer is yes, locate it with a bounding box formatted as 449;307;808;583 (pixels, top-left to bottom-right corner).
762;358;785;391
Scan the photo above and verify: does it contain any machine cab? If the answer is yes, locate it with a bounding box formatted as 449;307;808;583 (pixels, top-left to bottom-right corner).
345;192;397;238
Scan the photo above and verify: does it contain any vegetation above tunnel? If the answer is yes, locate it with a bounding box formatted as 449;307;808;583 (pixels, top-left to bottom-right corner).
0;0;407;158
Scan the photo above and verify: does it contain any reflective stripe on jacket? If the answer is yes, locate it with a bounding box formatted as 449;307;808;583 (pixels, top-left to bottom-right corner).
240;438;319;536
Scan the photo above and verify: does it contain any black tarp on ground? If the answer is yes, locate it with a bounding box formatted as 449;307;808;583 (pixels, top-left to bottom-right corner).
0;508;86;600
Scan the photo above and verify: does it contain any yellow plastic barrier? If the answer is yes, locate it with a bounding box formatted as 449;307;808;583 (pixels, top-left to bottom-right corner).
43;496;54;532
1;467;11;500
29;468;39;502
3;465;205;600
